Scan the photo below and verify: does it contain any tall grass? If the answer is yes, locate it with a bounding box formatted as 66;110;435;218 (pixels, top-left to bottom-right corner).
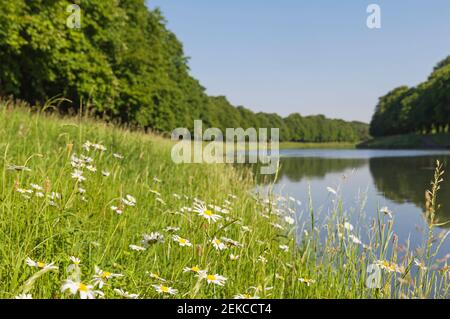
0;100;447;299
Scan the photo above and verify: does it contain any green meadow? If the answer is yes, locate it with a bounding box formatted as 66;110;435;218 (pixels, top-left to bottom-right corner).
0;101;447;299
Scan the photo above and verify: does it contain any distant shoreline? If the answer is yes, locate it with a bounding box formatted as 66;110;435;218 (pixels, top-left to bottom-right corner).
357;133;450;150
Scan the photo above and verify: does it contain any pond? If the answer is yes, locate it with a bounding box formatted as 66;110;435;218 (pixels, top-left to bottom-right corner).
256;149;450;260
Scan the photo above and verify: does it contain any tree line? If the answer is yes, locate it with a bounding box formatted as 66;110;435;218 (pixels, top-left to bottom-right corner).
0;0;369;142
370;55;450;137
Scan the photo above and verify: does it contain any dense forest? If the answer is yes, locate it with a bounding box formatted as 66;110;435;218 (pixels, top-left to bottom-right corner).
370;55;450;137
0;1;369;142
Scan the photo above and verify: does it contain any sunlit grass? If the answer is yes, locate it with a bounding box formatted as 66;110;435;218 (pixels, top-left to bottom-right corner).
0;100;448;299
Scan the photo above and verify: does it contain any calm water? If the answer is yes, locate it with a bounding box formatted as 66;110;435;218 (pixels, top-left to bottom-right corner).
257;149;450;259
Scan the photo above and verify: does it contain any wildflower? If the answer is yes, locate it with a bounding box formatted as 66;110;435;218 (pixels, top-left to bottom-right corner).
241;226;251;232
122;195;136;207
234;294;260;299
279;245;289;252
211;238;227;251
298;278;316;286
149;273;167;282
380;206;393;218
113;153;124;159
61;280;103;299
414;259;427;270
257;256;268;264
15;294;33;299
221;237;242;248
172;235;192;247
129;244;146;251
92;143;107;152
111;206;123;215
230;254;240;261
35;192;45;198
141;232;165;246
164;226;180;233
376;260;404;274
71;170;85;182
201;273;227;286
82;141;92;151
78;187;86;194
25;257;57;270
152;284;178;295
343;222;354;232
30;184;43;191
194;203;222;223
349;234;362;245
114;289;138;299
102;170;110;177
67;256;82;273
284;216;295;225
270;223;285;230
327;187;337;195
183;266;205;274
93;266;123;288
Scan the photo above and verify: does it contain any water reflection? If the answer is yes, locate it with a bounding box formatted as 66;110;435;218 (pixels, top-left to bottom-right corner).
267;152;450;228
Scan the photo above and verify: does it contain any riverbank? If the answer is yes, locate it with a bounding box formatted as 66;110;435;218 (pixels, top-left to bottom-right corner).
358;133;450;149
0;103;447;299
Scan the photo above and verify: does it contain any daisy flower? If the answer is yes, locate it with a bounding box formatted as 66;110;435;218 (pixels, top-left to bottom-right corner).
114;289;139;299
376;260;404;274
380;206;393;218
67;256;82;273
221;237;242;248
113;153;124;159
183;266;205;274
61;280;103;299
102;170;110;177
71;170;85;182
15;294;33;299
211;238;227;251
194;203;222;223
92;266;123;288
284;216;295;225
202;273;227;286
164;226;180;233
122;195;136;207
129;244;146;251
343;222;354;232
298;278;316;286
111;205;123;215
279;245;289;252
25;257;57;270
230;254;240;261
348;234;362;245
149;273;166;282
141;232;165;246
257;256;268;264
152;284;178;295
172;235;192;247
30;184;43;191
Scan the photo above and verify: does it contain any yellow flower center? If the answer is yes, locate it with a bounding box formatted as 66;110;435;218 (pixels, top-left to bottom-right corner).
161;286;170;293
214;239;221;245
179;238;187;245
192;266;200;272
207;274;217;281
37;262;45;268
102;271;111;278
204;210;214;217
78;283;89;292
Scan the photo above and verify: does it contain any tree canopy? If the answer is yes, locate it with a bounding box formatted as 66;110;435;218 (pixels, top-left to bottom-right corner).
370;55;450;137
0;0;369;142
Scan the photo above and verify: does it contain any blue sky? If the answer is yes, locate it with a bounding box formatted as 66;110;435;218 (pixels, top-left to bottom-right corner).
147;1;450;122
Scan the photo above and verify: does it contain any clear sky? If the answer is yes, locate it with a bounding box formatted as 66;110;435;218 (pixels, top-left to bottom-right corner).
146;0;450;123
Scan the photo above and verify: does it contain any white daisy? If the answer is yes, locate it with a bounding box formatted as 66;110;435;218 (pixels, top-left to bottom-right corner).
211;238;227;251
122;195;136;207
172;235;192;247
141;232;165;246
61;280;103;299
114;289;138;299
129;244;146;251
93;266;123;288
152;284;178;295
202;273;227;286
71;170;85;182
194;203;223;223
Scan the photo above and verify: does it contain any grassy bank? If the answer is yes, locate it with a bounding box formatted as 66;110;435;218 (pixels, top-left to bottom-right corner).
358;133;450;149
280;142;356;149
0;102;448;299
